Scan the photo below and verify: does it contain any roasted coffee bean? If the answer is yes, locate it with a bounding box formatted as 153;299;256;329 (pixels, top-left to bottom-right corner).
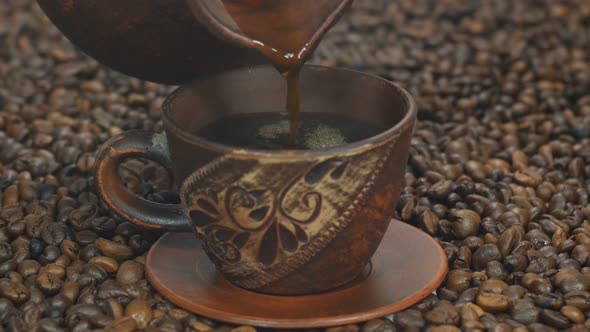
527;323;559;332
531;293;563;310
480;279;508;294
503;285;527;300
571;244;590;265
430;325;461;332
446;269;471;295
459;302;481;323
6;271;23;284
79;244;102;262
39;184;58;201
540;309;571;329
476;291;511;313
559;305;584;324
34;318;62;332
526;229;551;249
17;259;41;278
61;281;80;303
38;245;60;266
471;271;488;287
449;209;481;239
124;299;153;329
361;319;395;332
455;287;478;305
478;312;499;329
563;291;590;311
105;298;124;321
103;317;138;332
486;261;508;280
0;259;17;278
115;222;140;237
504;254;528;272
23;303;42;326
29;238;45;260
554;269;590;293
7;316;27;332
0;242;13;263
50;293;72;311
499;226;525;257
473;244;502;271
95;238;134;262
7;219;25;237
411;294;439;312
97;280;131;306
36;273;63;295
522;274;553;294
451;246;471;270
60;239;79;259
512;241;534;256
40;263;66;279
54;255;70;268
417;209;439;236
74;230;99;246
81;263;108;283
66;303;104;327
558;258;582;270
89;256;119;273
394;309;424;329
68;206;96;231
90;217;118;236
116;260;144;285
71;320;92;332
129;234;150;254
149;314;184;331
438;287;458;302
511;300;540;325
526;256;557;274
78;284;99;306
41;222;70;245
0;278;29;303
0;298;18;322
24;215;45;239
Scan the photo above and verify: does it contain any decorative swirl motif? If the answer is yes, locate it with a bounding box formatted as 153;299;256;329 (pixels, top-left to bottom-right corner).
183;159;345;266
225;187;274;231
179;128;407;289
280;192;322;224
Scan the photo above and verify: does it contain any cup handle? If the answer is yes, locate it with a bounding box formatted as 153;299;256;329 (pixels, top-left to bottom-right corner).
95;130;191;232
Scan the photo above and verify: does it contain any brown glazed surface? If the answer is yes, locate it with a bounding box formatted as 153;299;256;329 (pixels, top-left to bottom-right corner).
189;0;353;70
145;220;447;328
36;0;265;84
257;123;413;294
95;65;416;295
179;124;411;294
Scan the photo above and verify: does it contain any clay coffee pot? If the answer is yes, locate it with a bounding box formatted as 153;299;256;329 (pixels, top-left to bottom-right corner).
37;0;351;84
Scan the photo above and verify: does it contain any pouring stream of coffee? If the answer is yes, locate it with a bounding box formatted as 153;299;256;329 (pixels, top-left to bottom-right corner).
190;0;353;143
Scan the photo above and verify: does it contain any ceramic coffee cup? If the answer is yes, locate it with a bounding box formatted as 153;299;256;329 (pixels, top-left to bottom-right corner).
95;65;416;295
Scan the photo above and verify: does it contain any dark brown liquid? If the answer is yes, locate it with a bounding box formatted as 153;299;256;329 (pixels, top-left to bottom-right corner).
197;0;351;142
196;112;380;150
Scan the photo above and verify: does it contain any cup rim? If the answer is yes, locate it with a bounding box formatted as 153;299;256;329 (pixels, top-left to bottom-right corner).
162;65;417;158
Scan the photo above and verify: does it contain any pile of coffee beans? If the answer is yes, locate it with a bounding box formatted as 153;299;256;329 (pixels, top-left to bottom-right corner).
1;0;589;331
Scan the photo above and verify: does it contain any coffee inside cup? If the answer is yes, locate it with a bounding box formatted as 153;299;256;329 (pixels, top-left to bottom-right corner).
196;112;380;150
165;65;405;157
